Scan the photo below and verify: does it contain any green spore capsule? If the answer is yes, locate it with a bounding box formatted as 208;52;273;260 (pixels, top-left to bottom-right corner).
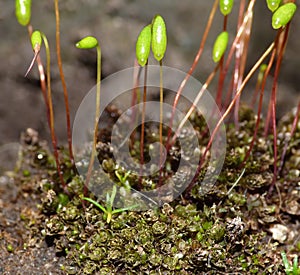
136;24;152;67
76;36;98;49
31;30;42;50
151;15;167;62
272;3;297;29
15;0;32;26
212;31;229;63
266;0;281;12
219;0;234;16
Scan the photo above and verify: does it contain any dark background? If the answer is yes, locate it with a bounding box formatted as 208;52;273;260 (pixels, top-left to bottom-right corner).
1;0;299;146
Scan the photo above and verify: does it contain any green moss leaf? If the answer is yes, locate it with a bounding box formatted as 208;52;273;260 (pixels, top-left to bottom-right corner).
212;31;229;63
136;24;151;66
15;0;31;26
272;3;297;29
76;36;98;49
219;0;234;16
151;15;167;62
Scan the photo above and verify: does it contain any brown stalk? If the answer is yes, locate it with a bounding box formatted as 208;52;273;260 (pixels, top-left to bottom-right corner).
279;100;300;174
159;60;164;184
54;0;74;165
186;42;275;194
240;45;277;167
42;34;67;189
140;63;148;183
268;24;291;194
170;64;220;146
166;0;219;150
215;0;256;110
233;0;252;128
130;61;142;149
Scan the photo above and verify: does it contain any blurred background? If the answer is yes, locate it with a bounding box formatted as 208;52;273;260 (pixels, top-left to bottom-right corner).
0;0;299;146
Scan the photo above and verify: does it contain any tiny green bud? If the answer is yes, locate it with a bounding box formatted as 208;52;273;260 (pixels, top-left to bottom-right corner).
272;3;297;29
76;36;98;49
136;24;152;67
15;0;31;26
31;30;42;50
219;0;234;16
258;64;267;84
151;15;167;62
266;0;281;12
212;31;229;63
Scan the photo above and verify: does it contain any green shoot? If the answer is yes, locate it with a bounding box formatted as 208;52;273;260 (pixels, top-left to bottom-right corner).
281;251;300;275
83;186;138;223
115;170;131;189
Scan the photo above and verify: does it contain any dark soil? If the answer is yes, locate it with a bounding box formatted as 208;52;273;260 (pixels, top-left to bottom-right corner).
0;106;299;274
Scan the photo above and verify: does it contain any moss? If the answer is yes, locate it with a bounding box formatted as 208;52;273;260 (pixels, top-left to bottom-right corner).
9;105;299;274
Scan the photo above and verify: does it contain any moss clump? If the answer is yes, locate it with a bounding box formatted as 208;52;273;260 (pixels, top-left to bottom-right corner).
8;106;298;273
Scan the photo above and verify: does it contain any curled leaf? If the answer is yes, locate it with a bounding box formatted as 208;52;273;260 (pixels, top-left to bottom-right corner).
212;31;229;63
272;3;297;29
76;36;98;49
136;24;151;67
219;0;234;16
15;0;32;26
266;0;281;12
151;15;167;62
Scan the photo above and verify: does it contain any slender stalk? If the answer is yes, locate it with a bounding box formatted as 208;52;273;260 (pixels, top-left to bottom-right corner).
140;63;148;182
186;42;275;194
166;0;219;150
42;33;66;189
54;0;74;165
158;60;164;185
159;61;163;166
241;46;276;167
279;100;300;174
84;45;101;193
233;0;251;127
215;8;230;109
171;64;220;146
251;64;267;108
215;0;256;109
130;61;142;149
268;24;291;194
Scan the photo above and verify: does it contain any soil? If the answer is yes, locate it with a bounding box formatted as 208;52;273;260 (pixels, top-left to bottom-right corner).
0;106;299;274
